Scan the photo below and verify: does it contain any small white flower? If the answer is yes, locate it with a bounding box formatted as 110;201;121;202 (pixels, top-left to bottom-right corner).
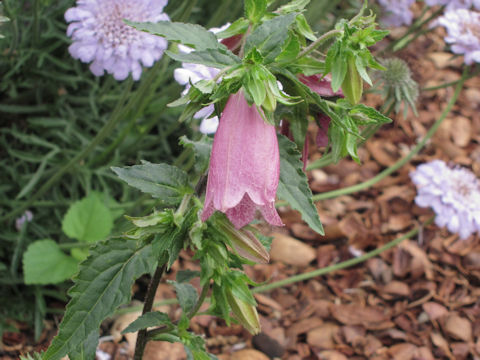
65;0;170;81
436;8;480;65
378;0;415;27
173;24;230;134
410;160;480;239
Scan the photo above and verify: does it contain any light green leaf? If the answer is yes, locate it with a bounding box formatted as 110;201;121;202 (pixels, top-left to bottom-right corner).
277;135;324;235
23;240;79;285
62;194;113;243
112;162;193;205
278;0;311;13
170;281;198;315
165;48;240;69
245;13;297;63
122;312;171;334
215;18;249;39
42;238;157;360
245;0;268;23
126;21;220;51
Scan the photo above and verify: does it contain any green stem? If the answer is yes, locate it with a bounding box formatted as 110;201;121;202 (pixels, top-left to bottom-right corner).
311;67;468;202
297;29;342;59
58;242;91;250
422;66;480;91
253;217;434;293
0;78;134;222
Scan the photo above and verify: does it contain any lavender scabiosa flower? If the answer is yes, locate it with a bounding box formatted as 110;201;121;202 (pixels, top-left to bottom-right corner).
201;91;284;229
378;0;415;27
436;8;480;65
65;0;169;81
410;160;480;239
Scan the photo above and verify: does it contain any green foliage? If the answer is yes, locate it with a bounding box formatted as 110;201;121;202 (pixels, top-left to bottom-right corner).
166;48;240;69
112;162;193;205
277;135;324;235
169;281;198;314
245;13;297;63
126;20;222;51
122;312;172;334
179;136;213;173
43;238;157;360
62;194;113;243
244;0;268;23
23;240;79;285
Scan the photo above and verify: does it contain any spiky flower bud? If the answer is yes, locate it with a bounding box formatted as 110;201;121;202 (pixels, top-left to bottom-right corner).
374;57;419;118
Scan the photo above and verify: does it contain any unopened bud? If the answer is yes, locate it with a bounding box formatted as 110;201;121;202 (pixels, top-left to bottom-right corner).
342;54;363;104
226;289;261;335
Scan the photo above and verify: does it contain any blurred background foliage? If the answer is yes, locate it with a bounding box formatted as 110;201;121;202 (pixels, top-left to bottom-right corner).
0;0;362;340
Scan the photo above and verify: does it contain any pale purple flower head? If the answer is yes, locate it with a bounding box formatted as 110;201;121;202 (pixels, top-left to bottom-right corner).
425;0;480;10
436;8;480;65
378;0;415;27
16;210;33;231
201;91;284;229
410;160;480;239
65;0;169;81
173;24;230;134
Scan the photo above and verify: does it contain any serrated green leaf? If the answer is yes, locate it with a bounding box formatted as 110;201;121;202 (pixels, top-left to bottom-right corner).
112;162;193;205
179;136;213;174
62;194;113;243
170;281;198;314
215;18;249;39
245;0;268;23
42;239;157;360
176;270;201;283
276;135;324;235
23;240;79;285
68;330;98;360
165;48;240;69
126;21;220;51
350;104;392;124
245;13;297;63
122;312;171;334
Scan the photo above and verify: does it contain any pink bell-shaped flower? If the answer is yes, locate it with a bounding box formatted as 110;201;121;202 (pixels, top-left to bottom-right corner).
201;91;284;228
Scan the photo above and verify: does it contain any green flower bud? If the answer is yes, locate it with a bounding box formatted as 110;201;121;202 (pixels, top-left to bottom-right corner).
342;54;363;104
226;289;261;335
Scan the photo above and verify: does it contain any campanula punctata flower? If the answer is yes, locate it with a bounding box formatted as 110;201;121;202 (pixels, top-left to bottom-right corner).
201;91;283;229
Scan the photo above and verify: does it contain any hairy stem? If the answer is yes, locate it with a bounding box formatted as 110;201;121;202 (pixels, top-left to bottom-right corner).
297;29;342;59
134;263;168;360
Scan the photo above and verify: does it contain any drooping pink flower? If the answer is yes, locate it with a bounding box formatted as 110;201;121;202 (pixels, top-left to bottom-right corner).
201;91;284;229
316;114;331;148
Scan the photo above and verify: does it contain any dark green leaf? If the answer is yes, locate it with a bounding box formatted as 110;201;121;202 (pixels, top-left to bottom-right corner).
68;330;98;360
245;13;297;63
42;239;157;360
126;21;220;51
170;281;198;314
122;312;171;334
165;48;240;69
112;162;193;205
277;135;324;235
176;270;201;283
179;136;213;174
23;240;79;285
